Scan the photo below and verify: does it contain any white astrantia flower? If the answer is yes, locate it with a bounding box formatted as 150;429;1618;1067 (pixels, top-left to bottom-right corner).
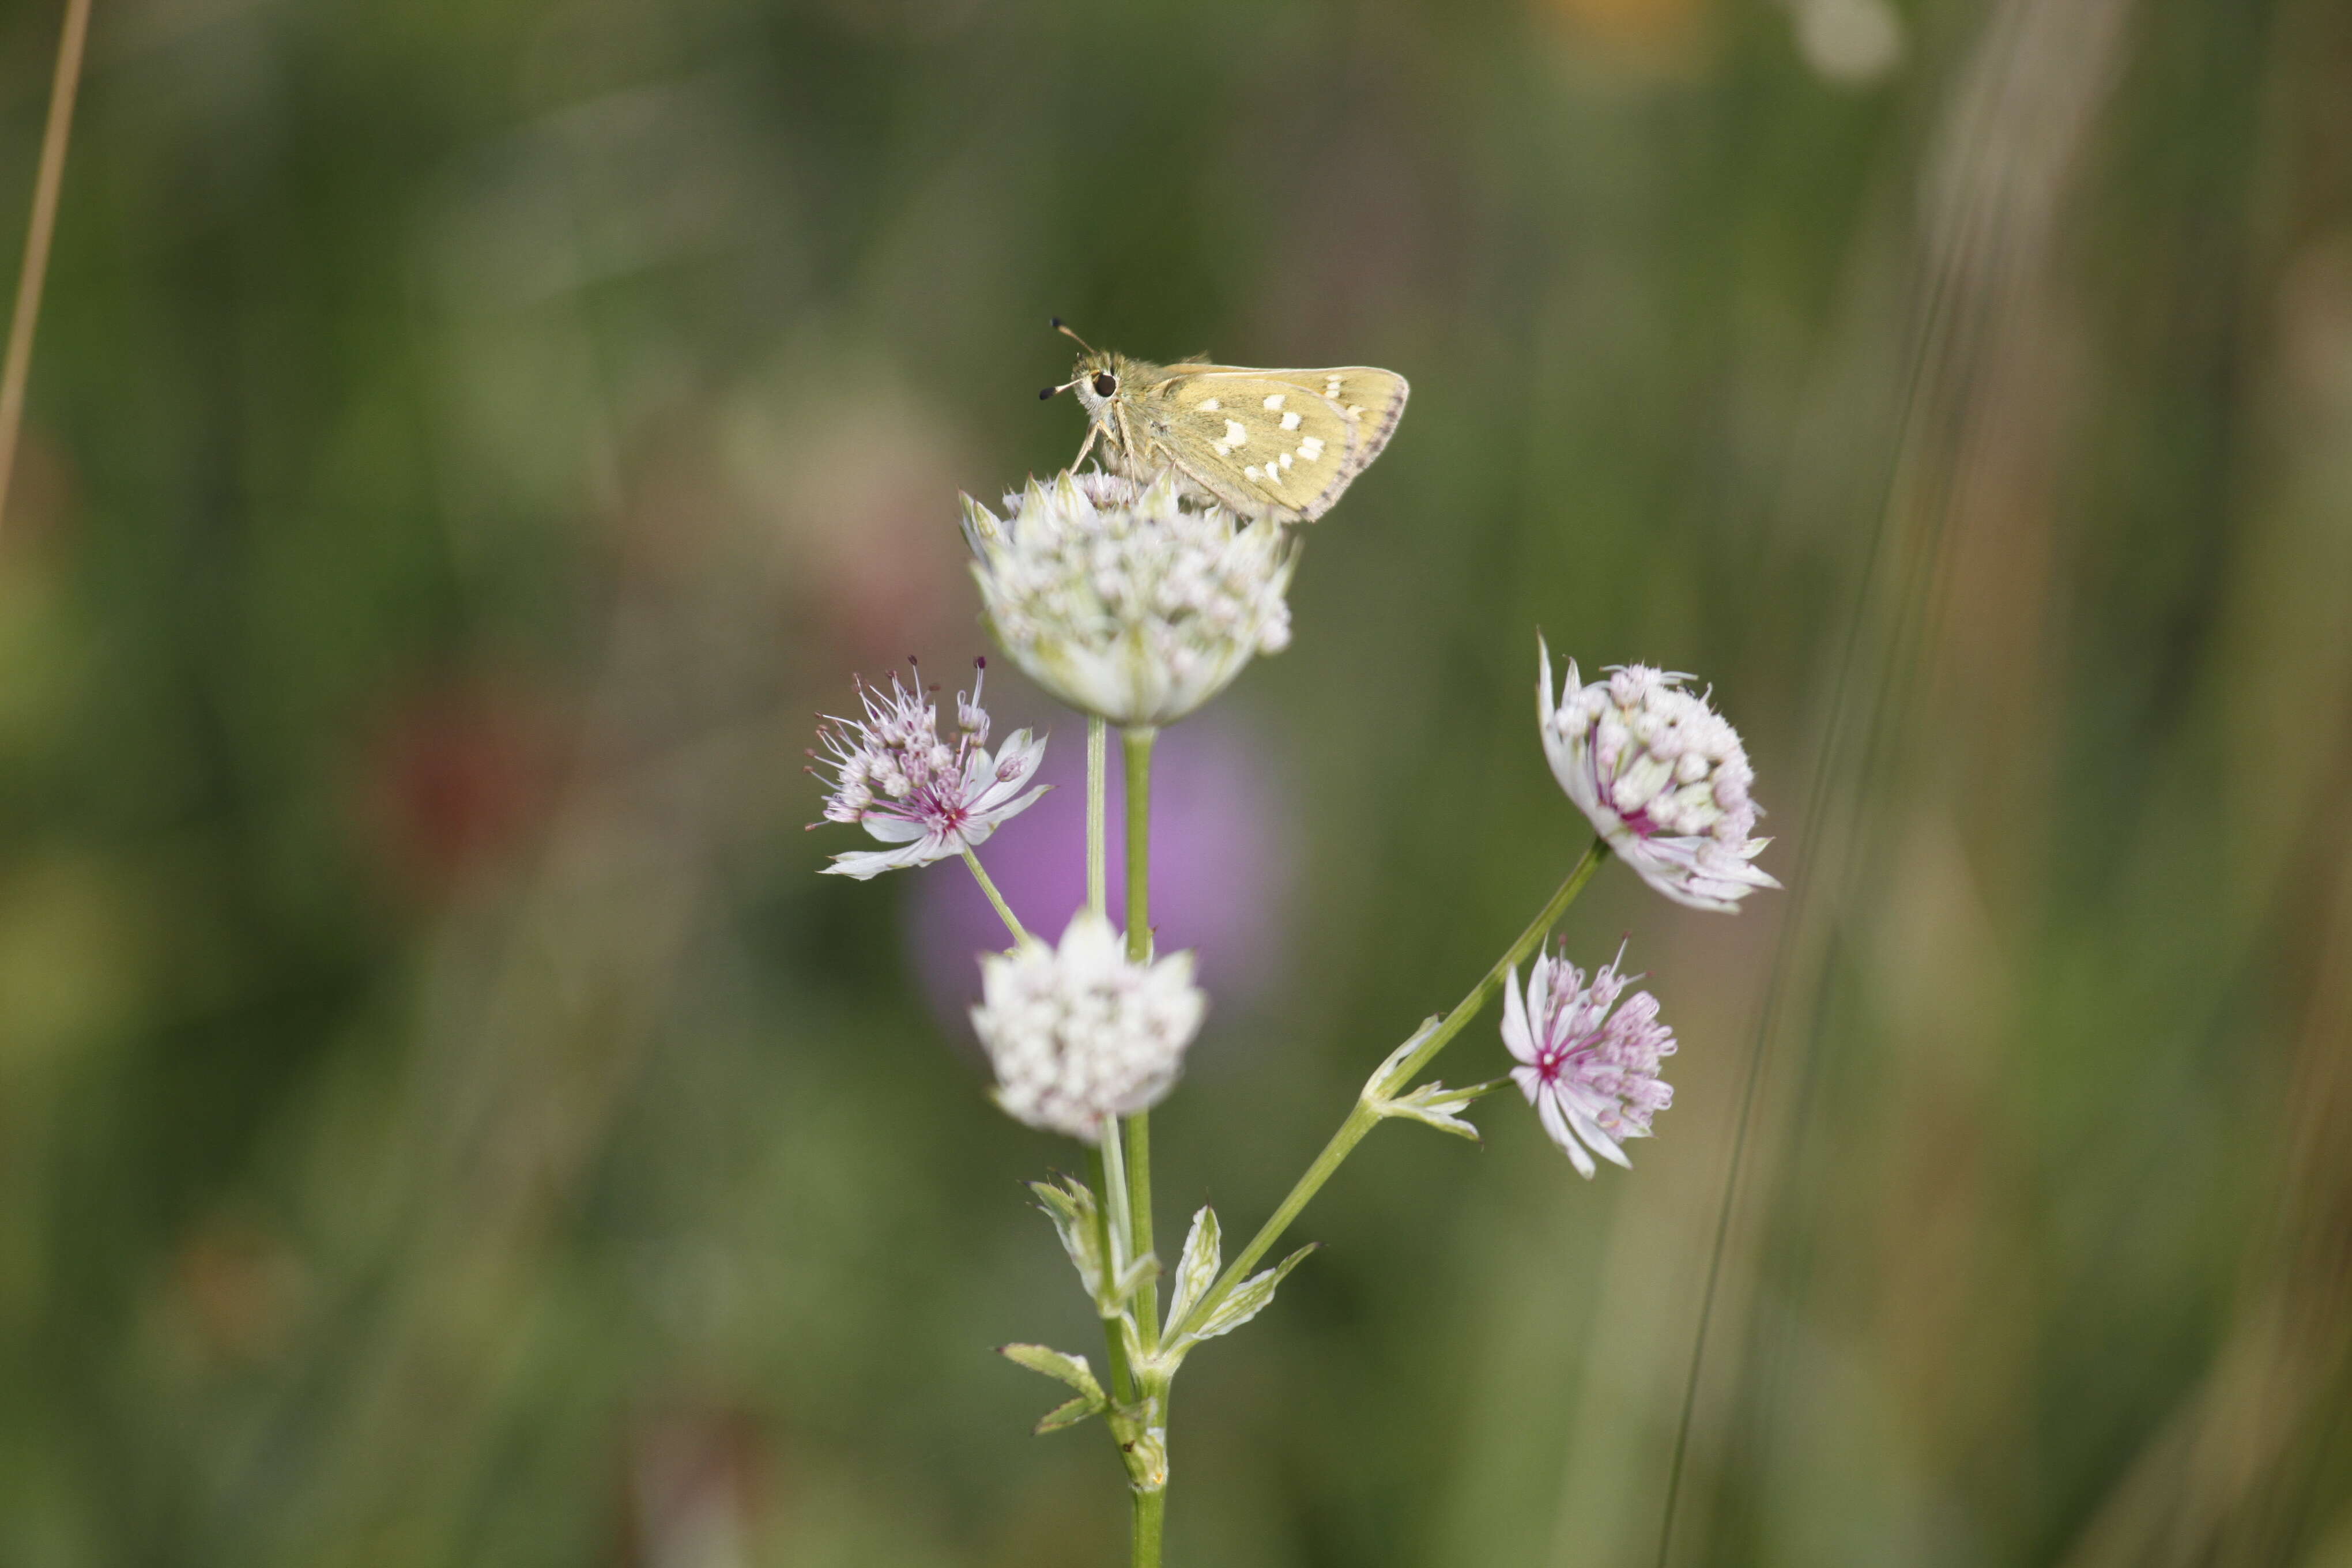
1501;943;1676;1178
1538;638;1781;912
973;909;1206;1143
810;659;1048;880
962;469;1296;728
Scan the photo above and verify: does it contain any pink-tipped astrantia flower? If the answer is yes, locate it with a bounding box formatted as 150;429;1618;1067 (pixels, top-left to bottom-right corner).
1502;944;1676;1178
973;909;1206;1143
811;659;1048;880
1537;638;1780;913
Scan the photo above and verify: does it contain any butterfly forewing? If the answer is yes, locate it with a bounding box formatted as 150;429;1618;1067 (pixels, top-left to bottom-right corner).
1142;366;1408;523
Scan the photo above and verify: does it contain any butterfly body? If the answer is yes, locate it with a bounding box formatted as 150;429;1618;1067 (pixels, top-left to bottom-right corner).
1058;347;1408;524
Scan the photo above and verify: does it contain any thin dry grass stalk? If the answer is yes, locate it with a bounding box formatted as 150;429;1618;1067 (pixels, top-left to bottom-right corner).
0;0;93;540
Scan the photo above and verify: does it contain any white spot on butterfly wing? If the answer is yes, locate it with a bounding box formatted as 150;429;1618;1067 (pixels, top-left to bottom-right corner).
1199;397;1220;412
1324;375;1343;397
1280;410;1301;430
1298;435;1325;461
1264;394;1285;410
1222;419;1249;450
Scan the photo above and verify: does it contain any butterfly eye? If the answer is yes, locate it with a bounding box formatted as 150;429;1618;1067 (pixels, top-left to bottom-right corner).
1092;372;1117;397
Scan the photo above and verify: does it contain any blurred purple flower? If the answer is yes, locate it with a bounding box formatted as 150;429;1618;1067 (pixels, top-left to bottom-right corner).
910;714;1294;1044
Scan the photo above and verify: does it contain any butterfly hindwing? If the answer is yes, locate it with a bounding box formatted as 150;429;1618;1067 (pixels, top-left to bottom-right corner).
1141;367;1409;523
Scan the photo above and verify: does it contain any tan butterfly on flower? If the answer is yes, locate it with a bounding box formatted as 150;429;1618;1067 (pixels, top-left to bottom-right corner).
1040;321;1408;525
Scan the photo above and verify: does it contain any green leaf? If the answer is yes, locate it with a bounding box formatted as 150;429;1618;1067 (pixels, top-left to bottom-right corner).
1034;1394;1102;1435
1359;1016;1443;1102
997;1343;1105;1403
1027;1176;1105;1301
1382;1078;1506;1143
1111;1247;1160;1308
1166;1207;1222;1329
1186;1243;1318;1344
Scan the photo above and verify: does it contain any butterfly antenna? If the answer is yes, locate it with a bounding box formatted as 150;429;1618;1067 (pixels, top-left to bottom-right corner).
1049;316;1095;353
1039;376;1084;400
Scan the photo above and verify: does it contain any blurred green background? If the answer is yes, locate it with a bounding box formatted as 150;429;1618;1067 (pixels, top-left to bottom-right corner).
4;0;2351;1562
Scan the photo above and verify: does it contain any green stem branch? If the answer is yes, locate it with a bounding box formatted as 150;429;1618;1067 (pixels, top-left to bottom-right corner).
960;849;1027;945
1120;723;1167;1568
1087;718;1109;917
1088;1141;1136;1406
1123;726;1154;959
1170;838;1610;1341
1080;718;1137;1412
1121;726;1160;1351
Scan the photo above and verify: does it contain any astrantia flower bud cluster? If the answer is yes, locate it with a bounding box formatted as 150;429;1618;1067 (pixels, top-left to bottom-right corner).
1539;639;1780;913
810;660;1047;880
1502;944;1677;1178
962;470;1296;728
973;910;1207;1143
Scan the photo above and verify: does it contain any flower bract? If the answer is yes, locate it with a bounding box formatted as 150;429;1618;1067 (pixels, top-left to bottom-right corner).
973;909;1206;1143
1538;639;1780;912
962;470;1296;728
1501;944;1676;1178
811;659;1047;880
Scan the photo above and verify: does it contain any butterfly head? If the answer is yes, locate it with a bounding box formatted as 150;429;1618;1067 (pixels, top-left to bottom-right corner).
1066;350;1138;418
1039;319;1149;420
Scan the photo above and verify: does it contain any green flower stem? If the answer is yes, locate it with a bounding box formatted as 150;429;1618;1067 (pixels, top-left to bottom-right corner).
1170;838;1611;1341
1088;1141;1137;1405
1082;717;1139;1409
1101;1057;1157;1568
1100;1105;1136;1286
1121;726;1164;1568
960;849;1028;945
1088;718;1109;917
1122;726;1155;959
1121;726;1160;1352
1124;1110;1156;1340
1086;752;1143;1335
1132;1488;1166;1568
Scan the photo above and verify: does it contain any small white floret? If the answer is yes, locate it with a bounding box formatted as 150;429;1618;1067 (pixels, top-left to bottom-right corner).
973;910;1207;1143
960;470;1298;727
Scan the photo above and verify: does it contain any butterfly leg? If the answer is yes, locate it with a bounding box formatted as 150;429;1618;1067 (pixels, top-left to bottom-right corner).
1115;404;1167;488
1072;420;1101;472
